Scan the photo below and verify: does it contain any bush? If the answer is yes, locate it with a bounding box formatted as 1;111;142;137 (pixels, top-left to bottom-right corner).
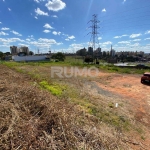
51;52;65;61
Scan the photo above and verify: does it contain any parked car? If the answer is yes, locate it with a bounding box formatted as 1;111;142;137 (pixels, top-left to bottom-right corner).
141;72;150;83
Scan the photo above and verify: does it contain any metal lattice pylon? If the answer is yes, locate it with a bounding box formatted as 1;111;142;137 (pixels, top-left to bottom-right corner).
88;14;100;51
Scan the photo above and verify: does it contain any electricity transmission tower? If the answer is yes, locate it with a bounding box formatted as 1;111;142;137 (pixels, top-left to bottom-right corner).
88;14;100;51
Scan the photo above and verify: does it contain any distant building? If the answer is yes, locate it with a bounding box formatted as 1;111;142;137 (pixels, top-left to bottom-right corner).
96;47;101;54
18;46;29;55
88;47;93;56
76;47;87;56
110;45;115;57
137;51;144;56
94;47;101;58
10;46;29;56
10;46;18;55
116;51;144;57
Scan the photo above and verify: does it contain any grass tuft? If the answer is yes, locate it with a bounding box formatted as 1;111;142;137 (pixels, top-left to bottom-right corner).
39;81;65;96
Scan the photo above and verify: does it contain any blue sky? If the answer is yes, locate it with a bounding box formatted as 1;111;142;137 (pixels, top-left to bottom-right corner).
0;0;150;53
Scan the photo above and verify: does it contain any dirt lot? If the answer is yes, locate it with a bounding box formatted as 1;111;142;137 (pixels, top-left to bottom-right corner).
94;72;150;126
1;64;150;149
67;68;150;148
89;71;150;148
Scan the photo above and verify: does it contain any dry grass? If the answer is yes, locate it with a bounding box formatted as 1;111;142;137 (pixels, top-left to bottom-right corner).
0;64;130;150
1;64;149;150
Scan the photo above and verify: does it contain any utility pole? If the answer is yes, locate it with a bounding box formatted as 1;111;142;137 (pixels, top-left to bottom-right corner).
88;14;100;52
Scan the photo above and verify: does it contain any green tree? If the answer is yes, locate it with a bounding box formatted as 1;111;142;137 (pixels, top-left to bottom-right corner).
29;51;34;55
5;52;11;55
51;52;65;61
0;51;4;59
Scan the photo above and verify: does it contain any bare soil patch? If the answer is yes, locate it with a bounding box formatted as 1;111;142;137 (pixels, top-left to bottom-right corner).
94;72;150;126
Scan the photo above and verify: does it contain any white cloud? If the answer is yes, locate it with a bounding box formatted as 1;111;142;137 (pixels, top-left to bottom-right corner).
57;42;63;45
28;35;34;38
98;37;102;40
0;38;24;43
0;31;9;36
132;39;141;42
43;23;53;29
34;0;40;3
102;41;112;45
52;15;58;18
35;16;38;19
57;32;61;36
0;22;2;24
18;43;29;47
129;33;141;38
11;30;22;36
8;8;11;11
65;38;69;41
131;43;139;47
52;31;61;35
11;38;24;42
114;36;121;39
38;38;56;43
144;38;150;40
43;30;50;33
68;35;75;39
69;43;84;50
118;41;130;44
45;0;66;12
34;0;46;3
145;30;150;34
0;44;10;48
52;31;57;35
26;35;35;41
26;38;31;41
114;34;128;38
35;8;49;16
1;27;10;30
102;8;106;12
26;38;63;49
62;33;68;37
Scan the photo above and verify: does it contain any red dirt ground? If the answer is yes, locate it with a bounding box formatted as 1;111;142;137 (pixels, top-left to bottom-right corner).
93;72;150;147
95;73;150;124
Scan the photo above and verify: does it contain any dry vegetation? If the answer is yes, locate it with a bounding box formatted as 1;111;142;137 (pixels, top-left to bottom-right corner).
0;63;150;150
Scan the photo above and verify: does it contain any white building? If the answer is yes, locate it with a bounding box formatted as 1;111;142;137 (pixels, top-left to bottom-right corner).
110;45;115;57
10;46;18;55
12;55;47;62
